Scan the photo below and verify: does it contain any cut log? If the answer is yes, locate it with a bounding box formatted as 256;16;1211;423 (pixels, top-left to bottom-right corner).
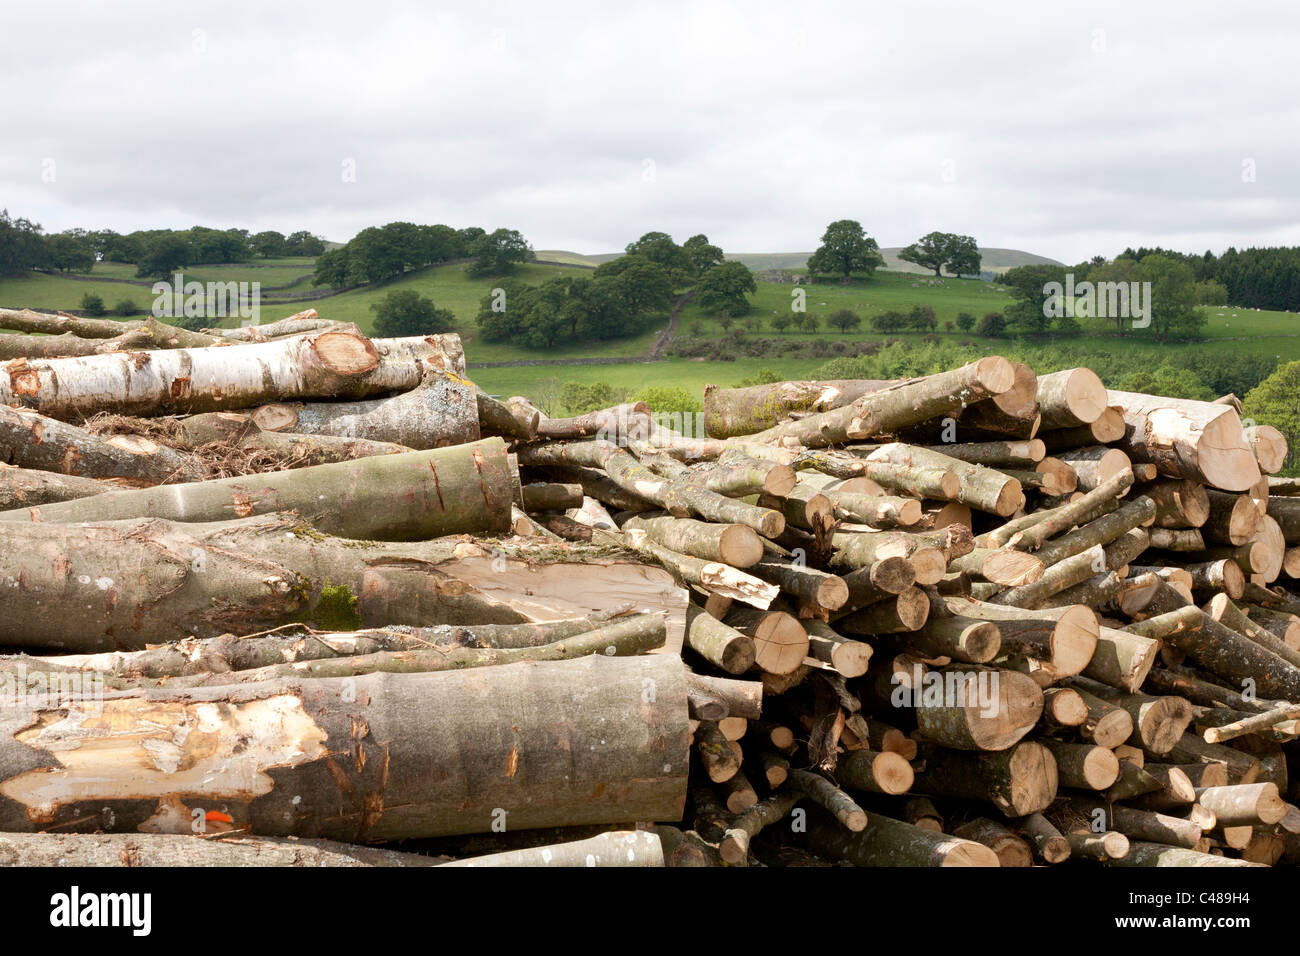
803;806;999;866
1195;784;1287;826
519;440;785;536
747;558;849;611
948;548;1044;587
725;607;809;676
0;438;515;541
248;370;480;449
0;654;687;839
914;667;1043;751
622;531;777;609
1040;740;1120;790
622;514;763;568
0;831;444;867
0;405;204;483
685;606;756;675
789;769;867;831
1202;490;1261;546
836;749;914;795
922;440;1046;468
0;465;105;511
718;791;802;863
1110;842;1264;867
0;517;678;650
1017;812;1071;864
1108;390;1260;491
747;358;1015;449
839;587;931;634
441;830;664;867
702;379;900;438
803;619;873;677
1244;424;1288;474
1037;367;1108;428
0;330;466;420
1063;684;1136;748
859;443;1023;516
912;741;1058;816
1146;479;1211;528
1058;446;1132;492
476;388;540;441
952;818;1033;867
910;615;1002;664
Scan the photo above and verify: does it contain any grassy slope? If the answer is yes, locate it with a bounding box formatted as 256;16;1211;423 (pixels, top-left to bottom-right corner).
5;257;1299;407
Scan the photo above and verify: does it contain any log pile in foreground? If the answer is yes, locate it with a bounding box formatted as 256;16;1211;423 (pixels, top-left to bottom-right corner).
1;309;1297;866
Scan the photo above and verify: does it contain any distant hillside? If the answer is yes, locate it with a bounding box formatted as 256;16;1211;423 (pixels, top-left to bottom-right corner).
535;247;1064;275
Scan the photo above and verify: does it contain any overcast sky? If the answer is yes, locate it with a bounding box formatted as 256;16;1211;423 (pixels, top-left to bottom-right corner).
2;0;1297;262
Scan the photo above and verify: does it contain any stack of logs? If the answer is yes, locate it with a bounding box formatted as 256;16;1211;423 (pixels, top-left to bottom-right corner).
1;305;1299;867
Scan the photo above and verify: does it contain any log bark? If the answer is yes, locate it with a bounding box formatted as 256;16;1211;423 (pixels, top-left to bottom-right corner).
1109;842;1264;867
0;438;515;542
154;613;666;687
245;371;481;449
0;465;105;510
519;440;784;537
0;654;688;840
0;516;675;650
911;741;1058;816
858;443;1024;516
0;330;464;420
913;667;1043;751
622;514;763;568
1146;479;1210;528
440;830;664;867
1195;784;1287;826
702;379;901;438
748;358;1016;449
0;832;445;867
26;608;643;679
684;606;756;675
803;806;999;866
952;818;1033;867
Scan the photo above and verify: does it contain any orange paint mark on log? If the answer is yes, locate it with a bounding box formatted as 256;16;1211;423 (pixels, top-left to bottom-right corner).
205;810;233;824
231;492;253;518
131;352;151;370
53;554;71;580
59;446;81;476
505;745;519;778
169;377;189;399
28;419;44;444
8;359;40;396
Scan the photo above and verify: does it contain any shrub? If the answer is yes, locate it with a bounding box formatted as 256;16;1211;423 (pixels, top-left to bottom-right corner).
976;311;1007;337
80;293;107;316
114;298;139;317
